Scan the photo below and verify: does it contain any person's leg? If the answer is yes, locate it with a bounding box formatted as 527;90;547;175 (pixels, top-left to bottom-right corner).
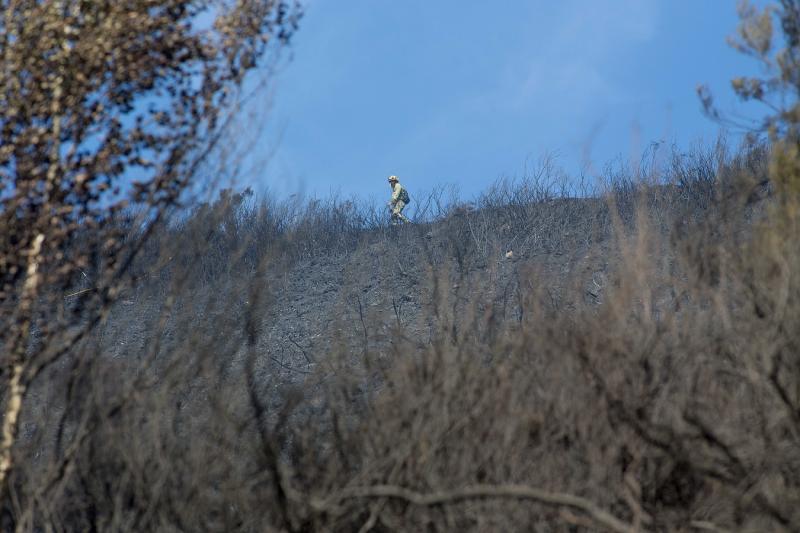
393;201;409;223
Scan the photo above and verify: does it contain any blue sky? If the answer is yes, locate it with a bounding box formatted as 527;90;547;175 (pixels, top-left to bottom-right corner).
244;0;766;201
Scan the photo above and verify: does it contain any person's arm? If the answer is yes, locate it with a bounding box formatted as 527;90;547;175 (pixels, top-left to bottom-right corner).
390;183;401;204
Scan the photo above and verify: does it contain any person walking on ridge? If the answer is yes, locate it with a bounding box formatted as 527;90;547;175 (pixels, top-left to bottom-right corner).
387;175;411;225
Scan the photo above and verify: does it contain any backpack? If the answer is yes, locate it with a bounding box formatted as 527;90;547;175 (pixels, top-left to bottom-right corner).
399;186;411;204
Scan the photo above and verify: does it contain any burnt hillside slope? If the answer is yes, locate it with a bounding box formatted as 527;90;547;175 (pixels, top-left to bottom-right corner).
99;151;739;384
19;142;799;533
100;192;620;384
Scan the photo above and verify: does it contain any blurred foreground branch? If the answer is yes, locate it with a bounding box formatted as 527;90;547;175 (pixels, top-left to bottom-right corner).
313;484;638;533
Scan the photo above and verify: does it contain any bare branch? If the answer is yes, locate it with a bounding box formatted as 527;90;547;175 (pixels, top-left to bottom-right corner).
312;484;637;533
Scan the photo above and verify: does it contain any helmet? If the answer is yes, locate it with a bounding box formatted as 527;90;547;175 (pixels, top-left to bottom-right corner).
388;175;399;183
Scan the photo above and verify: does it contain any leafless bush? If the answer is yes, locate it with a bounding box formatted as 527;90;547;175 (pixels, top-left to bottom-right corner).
2;131;793;533
6;132;784;532
22;141;796;531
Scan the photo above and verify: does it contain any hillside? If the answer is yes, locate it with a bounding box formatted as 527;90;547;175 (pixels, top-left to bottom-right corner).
102;192;617;384
13;143;800;532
